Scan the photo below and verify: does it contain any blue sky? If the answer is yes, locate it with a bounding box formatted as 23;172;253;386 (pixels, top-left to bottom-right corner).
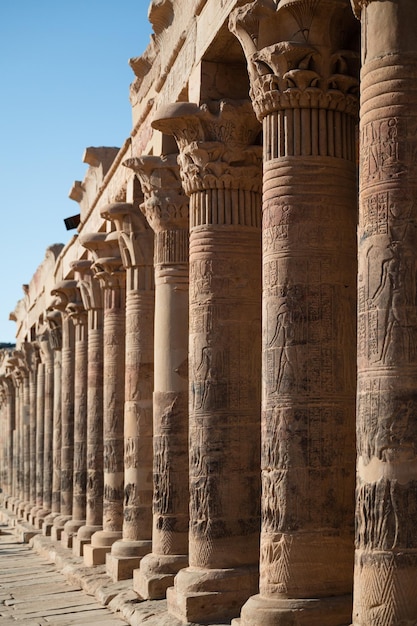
0;1;152;342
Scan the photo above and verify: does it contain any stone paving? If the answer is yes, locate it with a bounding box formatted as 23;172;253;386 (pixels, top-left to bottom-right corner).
0;521;128;625
0;511;231;626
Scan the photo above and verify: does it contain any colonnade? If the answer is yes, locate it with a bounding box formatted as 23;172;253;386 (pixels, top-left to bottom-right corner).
1;1;417;625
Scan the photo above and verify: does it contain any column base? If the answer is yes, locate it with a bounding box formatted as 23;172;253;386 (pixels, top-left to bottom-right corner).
12;499;23;515
34;508;51;529
51;515;72;541
23;502;34;521
235;593;353;626
134;552;189;600
42;512;60;536
17;500;29;518
83;530;121;566
106;539;152;581
28;505;43;525
61;518;86;549
72;524;102;556
167;565;259;624
15;520;42;543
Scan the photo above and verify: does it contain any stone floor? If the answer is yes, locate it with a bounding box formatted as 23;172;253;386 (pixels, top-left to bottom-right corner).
0;509;231;626
0;521;128;625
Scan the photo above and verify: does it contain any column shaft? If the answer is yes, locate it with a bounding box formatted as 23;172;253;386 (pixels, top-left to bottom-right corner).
230;1;359;623
126;156;190;599
153;100;263;624
102;202;154;582
72;261;104;555
35;362;45;511
82;232;126;567
353;1;417;623
60;317;75;517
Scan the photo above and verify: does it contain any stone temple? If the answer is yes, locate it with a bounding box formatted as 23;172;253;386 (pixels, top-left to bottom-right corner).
1;1;417;624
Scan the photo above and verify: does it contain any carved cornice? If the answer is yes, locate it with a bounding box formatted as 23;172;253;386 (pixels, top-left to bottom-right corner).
124;155;189;233
229;0;359;119
148;0;174;37
152;100;262;196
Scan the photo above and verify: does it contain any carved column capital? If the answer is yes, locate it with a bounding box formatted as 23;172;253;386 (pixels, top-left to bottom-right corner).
100;202;153;271
152;100;262;196
124;155;189;233
38;328;54;364
51;280;79;315
71;259;103;312
230;0;359;119
81;231;126;291
46;310;62;351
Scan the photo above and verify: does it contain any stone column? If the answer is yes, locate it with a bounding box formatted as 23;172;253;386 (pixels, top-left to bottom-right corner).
125;155;190;599
11;358;26;515
42;311;63;535
351;1;417;624
25;347;38;519
29;357;45;524
62;274;88;548
153;100;262;624
6;355;23;513
82;231;126;566
73;258;104;557
34;330;55;528
0;377;14;499
230;2;359;624
101;201;154;582
50;281;77;541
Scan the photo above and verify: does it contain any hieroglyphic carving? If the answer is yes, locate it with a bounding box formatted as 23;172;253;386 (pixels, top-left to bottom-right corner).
354;10;417;623
81;231;126;536
101;201;154;552
153;99;262;620
229;3;358;620
359;188;417;367
50;281;78;517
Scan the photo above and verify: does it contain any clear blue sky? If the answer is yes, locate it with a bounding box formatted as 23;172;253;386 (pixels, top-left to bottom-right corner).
0;1;152;343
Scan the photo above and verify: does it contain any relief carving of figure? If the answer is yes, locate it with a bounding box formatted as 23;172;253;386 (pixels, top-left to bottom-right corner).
371;240;417;364
269;282;305;394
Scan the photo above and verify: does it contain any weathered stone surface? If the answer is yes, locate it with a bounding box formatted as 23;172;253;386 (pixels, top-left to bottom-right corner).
230;0;359;624
353;1;417;624
3;2;417;625
81;230;126;566
153;98;262;623
101;201;154;582
126;154;190;600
